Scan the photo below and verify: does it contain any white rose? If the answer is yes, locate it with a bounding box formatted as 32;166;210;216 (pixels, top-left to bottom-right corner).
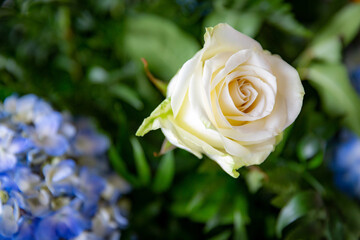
137;23;304;177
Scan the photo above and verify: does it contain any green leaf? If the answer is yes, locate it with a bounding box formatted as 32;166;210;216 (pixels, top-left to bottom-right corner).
285;218;324;240
296;134;322;161
130;137;151;186
204;10;262;37
136;98;172;137
209;231;232;240
296;3;360;67
304;63;360;136
124;14;200;80
267;5;312;38
314;3;360;46
310;37;342;63
297;37;342;67
233;195;248;240
152;151;175;193
276;191;321;237
331;193;360;236
108;146;138;185
171;173;228;223
264;166;300;194
271;192;293;208
110;84;143;110
307;152;324;169
0;55;24;79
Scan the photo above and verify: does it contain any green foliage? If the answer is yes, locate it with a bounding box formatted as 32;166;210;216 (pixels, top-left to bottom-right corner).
314;3;360;46
204;0;311;39
124;14;200;80
1;0;360;239
171;167;251;239
204;10;262;38
305;63;360;135
152;152;175;193
296;3;360;138
131;137;151;186
276;191;322;237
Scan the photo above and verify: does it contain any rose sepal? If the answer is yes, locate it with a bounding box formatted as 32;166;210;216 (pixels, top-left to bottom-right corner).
136;98;172;137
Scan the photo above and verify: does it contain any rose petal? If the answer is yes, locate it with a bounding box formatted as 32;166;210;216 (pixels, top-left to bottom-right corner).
203;24;262;60
168;50;204;117
264;54;305;128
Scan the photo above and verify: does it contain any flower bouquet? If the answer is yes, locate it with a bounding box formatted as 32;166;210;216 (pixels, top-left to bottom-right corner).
1;0;360;239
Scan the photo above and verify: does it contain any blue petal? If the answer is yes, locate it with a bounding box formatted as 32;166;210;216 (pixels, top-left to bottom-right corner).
0;175;19;192
113;206;128;228
25;189;51;217
0;150;17;172
72;119;109;156
35;207;89;239
71;232;102;240
74;168;106;217
9;191;28;212
334;173;354;196
3;94;18;114
43;160;76;196
80;200;98;218
15;95;38;122
13;218;34;240
109;231;121;240
0;125;14;147
74;133;109;156
8;137;33;154
40;135;69;156
54;207;90;239
333;136;360;171
0;202;20;238
103;174;131;203
16;94;37;112
34;217;58;240
33;100;53;121
77;167;106;197
0;111;10;120
60;122;76;139
35;112;62;137
14;167;41;195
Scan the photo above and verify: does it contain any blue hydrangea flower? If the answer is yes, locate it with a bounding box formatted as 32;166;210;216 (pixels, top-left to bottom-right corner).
72;118;109;156
0;94;130;240
31;111;69;156
330;130;360;197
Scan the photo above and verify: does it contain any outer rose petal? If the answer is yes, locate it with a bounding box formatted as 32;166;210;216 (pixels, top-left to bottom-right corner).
203;24;262;59
264;54;305;128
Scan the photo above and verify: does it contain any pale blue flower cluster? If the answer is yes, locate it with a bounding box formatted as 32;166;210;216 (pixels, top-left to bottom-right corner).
0;94;130;240
331;67;360;198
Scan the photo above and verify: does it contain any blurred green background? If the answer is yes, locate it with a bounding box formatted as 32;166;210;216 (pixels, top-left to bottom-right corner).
1;0;360;239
